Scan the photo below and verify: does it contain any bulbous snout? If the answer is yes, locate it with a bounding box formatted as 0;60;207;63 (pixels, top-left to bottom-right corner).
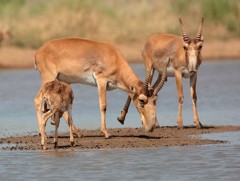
141;116;156;133
136;96;158;134
188;60;197;73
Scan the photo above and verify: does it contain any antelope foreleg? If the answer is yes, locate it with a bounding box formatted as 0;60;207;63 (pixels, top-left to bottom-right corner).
96;78;111;138
151;73;165;128
117;96;131;124
175;71;184;129
190;74;202;129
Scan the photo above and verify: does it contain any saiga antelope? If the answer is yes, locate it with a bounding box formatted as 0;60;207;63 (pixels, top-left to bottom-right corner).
34;38;168;138
0;29;11;45
40;80;75;150
118;17;204;129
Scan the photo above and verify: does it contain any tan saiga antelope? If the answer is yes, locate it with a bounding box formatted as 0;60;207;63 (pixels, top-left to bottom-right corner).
40;80;75;150
34;38;168;139
0;29;11;45
118;17;204;129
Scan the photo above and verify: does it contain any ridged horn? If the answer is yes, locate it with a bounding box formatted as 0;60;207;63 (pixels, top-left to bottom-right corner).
195;17;204;42
179;16;190;43
153;59;170;96
143;58;160;96
143;65;153;96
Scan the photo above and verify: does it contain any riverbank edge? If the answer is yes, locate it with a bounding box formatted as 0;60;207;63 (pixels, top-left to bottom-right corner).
1;39;240;70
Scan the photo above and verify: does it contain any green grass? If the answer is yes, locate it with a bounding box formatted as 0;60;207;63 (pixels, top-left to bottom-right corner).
202;0;240;36
0;0;239;48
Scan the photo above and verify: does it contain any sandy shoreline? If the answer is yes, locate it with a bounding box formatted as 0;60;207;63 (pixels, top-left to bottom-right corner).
1;125;240;151
0;40;240;70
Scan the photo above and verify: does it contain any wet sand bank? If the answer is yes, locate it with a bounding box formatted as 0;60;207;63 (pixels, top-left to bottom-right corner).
1;125;240;151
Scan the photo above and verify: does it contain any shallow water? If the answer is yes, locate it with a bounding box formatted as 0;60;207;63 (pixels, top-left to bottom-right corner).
0;61;240;180
0;132;240;181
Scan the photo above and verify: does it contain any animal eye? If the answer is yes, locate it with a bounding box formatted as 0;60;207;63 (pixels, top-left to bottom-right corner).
139;99;145;107
138;94;148;107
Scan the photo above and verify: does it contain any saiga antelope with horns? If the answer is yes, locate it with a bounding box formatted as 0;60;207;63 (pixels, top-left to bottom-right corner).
34;38;168;138
118;17;204;129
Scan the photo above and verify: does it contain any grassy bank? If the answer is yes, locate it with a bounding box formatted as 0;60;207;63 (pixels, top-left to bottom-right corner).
0;0;240;48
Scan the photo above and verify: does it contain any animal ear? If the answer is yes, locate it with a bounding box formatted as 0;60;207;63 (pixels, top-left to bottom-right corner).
197;41;203;49
130;86;136;93
183;42;189;50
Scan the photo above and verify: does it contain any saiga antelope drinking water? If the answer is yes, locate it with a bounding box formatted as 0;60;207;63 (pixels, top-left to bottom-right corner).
34;38;169;139
118;17;204;129
39;80;75;150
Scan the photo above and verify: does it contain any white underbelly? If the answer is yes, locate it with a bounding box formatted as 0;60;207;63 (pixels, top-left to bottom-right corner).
160;66;194;78
57;72;117;91
57;72;97;86
180;67;195;78
166;66;175;77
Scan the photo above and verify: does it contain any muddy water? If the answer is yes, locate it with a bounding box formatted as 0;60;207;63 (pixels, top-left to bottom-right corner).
0;61;240;180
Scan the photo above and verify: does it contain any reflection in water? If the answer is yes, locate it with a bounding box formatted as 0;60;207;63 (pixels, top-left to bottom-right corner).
0;61;240;180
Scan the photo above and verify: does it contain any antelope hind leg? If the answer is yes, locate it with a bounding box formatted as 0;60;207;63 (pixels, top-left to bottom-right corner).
63;112;82;138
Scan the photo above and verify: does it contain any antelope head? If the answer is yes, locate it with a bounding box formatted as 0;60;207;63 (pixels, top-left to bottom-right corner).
132;61;169;132
179;17;204;73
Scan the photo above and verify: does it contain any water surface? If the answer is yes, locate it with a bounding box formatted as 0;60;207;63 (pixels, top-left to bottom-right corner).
0;133;240;181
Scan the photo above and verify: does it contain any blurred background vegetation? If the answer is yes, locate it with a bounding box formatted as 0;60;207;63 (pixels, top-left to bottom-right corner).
0;0;239;48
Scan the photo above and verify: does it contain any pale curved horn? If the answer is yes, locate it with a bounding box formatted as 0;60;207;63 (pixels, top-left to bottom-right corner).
195;17;204;42
153;59;169;96
179;16;190;43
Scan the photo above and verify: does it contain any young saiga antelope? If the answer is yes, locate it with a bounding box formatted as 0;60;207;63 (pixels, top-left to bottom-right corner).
118;17;204;129
39;80;75;150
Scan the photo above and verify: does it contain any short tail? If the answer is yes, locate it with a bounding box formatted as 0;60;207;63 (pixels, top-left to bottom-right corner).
42;98;50;113
34;54;38;70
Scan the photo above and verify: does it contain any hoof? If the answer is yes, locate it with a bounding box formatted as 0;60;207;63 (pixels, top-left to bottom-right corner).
196;122;203;129
70;141;75;147
155;124;160;129
177;126;184;130
105;134;112;139
73;130;82;138
42;145;47;150
51;120;56;125
155;121;160;128
54;142;58;148
117;117;125;125
117;110;126;125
